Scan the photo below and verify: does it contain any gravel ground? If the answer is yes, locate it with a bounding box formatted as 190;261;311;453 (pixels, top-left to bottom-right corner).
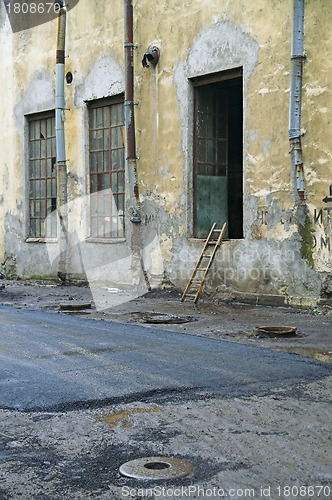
0;279;331;499
0;377;331;499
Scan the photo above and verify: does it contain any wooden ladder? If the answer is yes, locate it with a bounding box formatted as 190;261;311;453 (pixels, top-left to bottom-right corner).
180;223;227;304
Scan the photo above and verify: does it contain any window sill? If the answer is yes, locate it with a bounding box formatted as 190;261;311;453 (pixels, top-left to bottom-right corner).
26;238;58;244
85;237;126;244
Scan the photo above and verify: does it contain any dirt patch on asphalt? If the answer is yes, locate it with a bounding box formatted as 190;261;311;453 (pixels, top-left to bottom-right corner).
0;279;331;360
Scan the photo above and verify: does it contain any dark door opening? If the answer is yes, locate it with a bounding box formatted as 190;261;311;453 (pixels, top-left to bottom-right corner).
193;71;243;239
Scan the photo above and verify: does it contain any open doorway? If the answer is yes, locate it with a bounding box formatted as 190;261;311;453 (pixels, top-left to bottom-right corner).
193;69;243;239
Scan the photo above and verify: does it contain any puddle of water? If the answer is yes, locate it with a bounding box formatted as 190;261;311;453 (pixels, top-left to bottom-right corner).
272;347;332;363
97;406;161;428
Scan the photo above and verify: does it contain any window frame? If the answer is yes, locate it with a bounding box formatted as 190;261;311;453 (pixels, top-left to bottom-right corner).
87;95;126;241
26;111;57;243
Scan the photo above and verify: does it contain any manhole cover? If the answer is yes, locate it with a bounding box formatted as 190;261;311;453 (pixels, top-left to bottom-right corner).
119;456;194;480
59;302;92;311
140;313;192;324
254;326;297;337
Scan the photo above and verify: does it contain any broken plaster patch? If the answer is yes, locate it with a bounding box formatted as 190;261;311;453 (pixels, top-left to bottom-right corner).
174;20;259;166
14;70;54;130
75;56;124;108
186;20;259;79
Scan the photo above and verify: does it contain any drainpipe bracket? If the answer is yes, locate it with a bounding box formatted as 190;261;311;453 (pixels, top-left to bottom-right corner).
124;42;139;49
124;101;139;107
291;53;306;61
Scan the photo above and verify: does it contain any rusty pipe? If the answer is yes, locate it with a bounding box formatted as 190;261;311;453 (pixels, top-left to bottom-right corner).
55;1;68;280
124;0;141;223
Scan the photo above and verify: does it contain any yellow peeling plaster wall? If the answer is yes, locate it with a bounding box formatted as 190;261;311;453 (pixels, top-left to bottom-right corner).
0;5;14;266
0;0;331;304
134;0;331;303
302;1;332;276
0;3;57;276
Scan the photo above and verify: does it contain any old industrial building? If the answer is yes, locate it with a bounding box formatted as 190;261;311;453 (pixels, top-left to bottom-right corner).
0;0;331;306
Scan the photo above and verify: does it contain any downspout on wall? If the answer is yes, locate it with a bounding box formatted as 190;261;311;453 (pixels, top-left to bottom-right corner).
124;0;141;223
289;0;315;268
55;1;68;280
289;0;306;203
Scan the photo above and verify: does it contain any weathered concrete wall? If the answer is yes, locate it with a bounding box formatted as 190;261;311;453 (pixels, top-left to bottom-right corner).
0;3;15;275
302;0;332;277
133;0;331;305
0;0;331;305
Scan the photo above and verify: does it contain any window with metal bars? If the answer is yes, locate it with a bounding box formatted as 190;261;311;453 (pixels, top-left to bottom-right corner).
28;113;57;239
88;96;125;239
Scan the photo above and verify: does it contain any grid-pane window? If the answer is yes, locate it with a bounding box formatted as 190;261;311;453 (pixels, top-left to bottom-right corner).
28;114;57;239
89;97;125;238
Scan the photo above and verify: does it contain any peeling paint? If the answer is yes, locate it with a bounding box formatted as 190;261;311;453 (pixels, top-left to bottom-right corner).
0;0;331;304
305;86;328;97
75;56;124;108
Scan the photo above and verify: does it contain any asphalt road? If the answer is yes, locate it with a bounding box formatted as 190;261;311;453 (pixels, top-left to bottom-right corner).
0;306;331;412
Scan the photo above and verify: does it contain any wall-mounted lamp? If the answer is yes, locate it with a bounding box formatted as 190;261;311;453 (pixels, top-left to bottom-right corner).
142;46;160;68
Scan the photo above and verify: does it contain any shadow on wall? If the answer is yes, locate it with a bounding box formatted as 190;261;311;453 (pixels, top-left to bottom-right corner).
46;189;165;310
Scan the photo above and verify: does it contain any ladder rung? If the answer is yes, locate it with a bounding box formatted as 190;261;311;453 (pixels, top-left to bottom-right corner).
196;268;208;271
185;294;197;297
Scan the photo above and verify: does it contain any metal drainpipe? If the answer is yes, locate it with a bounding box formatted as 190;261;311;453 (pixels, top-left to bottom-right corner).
124;0;141;223
289;0;306;202
55;1;68;280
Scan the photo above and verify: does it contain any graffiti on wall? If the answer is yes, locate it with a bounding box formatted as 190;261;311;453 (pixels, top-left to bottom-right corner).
255;185;332;255
312;185;332;253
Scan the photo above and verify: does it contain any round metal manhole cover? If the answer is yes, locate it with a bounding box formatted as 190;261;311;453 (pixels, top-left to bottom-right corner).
119;456;195;480
140;313;193;324
254;326;297;337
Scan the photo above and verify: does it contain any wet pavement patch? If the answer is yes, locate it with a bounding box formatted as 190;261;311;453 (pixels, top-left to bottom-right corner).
97;406;161;428
271;347;332;364
32;346;126;360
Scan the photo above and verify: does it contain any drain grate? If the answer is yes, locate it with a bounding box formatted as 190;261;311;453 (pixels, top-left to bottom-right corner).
119;456;194;480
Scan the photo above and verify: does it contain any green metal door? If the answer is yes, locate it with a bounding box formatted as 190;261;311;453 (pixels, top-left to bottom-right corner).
194;85;229;238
